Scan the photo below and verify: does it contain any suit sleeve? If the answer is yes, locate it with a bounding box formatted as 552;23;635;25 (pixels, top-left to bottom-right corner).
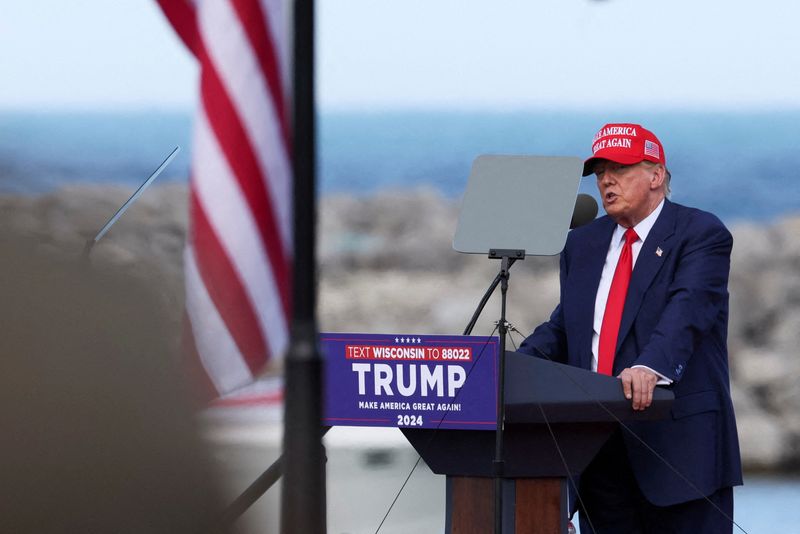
518;244;569;363
632;214;732;382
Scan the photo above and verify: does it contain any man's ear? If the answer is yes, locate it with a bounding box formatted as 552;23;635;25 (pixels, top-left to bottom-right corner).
650;164;666;190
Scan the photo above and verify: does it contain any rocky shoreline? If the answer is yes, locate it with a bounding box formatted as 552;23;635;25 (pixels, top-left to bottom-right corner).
3;183;798;472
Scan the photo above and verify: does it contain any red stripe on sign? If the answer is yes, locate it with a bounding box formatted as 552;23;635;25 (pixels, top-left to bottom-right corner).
438;420;497;426
198;46;291;319
324;418;393;423
191;189;271;374
344;345;473;361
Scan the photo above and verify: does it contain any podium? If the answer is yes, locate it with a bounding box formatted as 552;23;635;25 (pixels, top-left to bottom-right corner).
402;351;674;533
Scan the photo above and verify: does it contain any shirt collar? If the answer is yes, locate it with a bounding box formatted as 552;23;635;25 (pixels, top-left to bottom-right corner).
612;198;665;244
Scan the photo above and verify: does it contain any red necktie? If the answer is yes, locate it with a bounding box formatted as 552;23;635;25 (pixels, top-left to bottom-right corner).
598;228;639;376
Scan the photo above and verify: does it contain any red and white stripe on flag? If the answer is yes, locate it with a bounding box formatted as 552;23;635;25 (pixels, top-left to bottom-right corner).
156;0;292;397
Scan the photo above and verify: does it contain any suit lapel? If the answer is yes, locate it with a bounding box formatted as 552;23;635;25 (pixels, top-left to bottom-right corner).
616;200;677;356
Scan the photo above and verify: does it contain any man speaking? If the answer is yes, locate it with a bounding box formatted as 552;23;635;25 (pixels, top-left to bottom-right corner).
518;123;742;533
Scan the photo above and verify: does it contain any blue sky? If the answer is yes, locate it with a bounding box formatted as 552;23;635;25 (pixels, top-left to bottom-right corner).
3;0;800;111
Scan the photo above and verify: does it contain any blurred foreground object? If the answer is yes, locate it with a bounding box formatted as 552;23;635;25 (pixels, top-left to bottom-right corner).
0;238;229;533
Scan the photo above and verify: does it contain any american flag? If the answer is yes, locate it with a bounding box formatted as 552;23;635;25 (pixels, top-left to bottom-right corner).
644;139;660;160
156;0;292;398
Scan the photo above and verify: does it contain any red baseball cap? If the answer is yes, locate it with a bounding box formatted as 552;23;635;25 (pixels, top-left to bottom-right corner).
582;123;666;176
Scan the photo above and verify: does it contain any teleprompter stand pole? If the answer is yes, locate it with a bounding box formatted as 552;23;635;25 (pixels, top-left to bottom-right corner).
488;249;524;534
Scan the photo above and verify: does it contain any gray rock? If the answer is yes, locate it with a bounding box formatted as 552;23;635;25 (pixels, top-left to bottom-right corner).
731;382;791;469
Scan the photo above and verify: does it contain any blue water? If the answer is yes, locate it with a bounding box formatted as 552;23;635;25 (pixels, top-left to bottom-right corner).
735;476;800;534
320;111;800;224
572;475;800;533
0;111;193;192
2;110;800;224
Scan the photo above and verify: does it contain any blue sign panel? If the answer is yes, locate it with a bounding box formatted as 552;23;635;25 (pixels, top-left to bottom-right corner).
321;333;498;430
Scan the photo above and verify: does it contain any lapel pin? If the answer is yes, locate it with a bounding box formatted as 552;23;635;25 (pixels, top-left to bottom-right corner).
656;247;663;257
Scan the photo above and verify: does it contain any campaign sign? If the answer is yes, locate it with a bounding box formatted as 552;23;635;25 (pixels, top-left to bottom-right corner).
321;333;498;430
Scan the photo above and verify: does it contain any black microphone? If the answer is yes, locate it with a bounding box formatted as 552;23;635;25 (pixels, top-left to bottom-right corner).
570;193;598;229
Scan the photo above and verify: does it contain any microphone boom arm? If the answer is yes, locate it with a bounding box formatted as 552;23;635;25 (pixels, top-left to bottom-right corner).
84;146;181;257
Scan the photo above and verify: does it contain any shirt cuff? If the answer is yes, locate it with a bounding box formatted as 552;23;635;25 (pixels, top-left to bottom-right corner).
631;365;673;385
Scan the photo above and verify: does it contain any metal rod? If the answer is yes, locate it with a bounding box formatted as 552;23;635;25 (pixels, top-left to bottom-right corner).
493;256;511;533
85;146;180;255
219;426;332;529
220;457;283;527
463;258;517;336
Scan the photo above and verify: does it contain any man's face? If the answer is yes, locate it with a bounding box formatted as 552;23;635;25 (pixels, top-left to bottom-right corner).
593;160;663;227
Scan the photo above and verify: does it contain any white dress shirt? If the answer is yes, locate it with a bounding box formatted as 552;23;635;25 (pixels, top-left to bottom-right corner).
591;199;671;383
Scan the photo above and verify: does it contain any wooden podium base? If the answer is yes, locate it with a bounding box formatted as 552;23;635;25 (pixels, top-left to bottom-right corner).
446;476;568;534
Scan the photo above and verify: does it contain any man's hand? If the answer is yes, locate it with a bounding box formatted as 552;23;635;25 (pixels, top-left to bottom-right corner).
618;367;658;411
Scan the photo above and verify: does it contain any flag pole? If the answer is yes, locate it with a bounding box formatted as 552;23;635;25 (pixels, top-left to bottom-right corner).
280;0;326;531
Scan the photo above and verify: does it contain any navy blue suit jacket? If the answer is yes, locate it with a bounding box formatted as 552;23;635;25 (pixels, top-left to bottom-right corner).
519;199;742;507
